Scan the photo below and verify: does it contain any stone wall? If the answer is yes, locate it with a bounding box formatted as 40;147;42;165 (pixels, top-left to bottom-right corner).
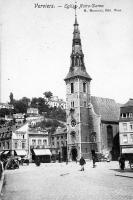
100;122;119;154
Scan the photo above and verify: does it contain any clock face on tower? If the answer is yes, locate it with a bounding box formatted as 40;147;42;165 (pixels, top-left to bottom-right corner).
71;119;76;127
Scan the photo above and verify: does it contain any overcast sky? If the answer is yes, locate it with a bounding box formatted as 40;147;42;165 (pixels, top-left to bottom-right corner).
0;0;133;104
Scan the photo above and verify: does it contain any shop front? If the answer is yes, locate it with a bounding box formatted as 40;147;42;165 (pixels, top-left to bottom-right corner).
31;149;52;163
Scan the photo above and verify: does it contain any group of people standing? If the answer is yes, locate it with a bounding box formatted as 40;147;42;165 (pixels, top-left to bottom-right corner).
75;151;127;171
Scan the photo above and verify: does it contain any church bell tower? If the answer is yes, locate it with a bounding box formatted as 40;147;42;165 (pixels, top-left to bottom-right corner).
64;13;92;160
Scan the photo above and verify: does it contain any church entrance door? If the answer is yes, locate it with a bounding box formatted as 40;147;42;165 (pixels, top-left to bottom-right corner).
71;148;77;161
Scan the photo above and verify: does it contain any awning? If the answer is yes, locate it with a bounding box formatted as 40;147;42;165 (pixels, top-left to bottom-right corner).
33;149;51;156
15;150;27;156
3;151;9;155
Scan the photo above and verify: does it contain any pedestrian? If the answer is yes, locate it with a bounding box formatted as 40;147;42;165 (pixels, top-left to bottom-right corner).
79;156;86;171
58;152;61;163
91;150;96;168
92;155;96;168
35;156;41;166
118;155;125;170
66;157;68;165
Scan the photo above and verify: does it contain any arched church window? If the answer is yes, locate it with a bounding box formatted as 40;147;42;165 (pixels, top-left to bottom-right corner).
75;57;78;65
71;83;74;93
107;125;113;148
72;57;74;66
83;82;87;93
71;101;74;108
71;131;76;144
90;132;96;142
81;57;84;65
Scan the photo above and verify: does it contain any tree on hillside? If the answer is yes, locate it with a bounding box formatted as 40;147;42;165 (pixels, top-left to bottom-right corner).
21;97;30;107
13;97;30;114
30;97;38;108
0;108;10;117
13;100;27;113
49;107;66;122
36;119;65;134
30;97;49;114
43;91;53;100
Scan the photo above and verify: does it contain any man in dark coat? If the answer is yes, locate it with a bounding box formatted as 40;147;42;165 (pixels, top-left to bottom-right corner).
35;156;41;166
79;157;86;171
91;150;96;168
118;155;125;170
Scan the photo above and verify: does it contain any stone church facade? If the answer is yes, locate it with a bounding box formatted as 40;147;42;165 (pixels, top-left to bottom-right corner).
64;15;120;161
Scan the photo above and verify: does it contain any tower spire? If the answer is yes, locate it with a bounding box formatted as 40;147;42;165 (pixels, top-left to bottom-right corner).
72;4;84;69
64;4;92;81
74;3;78;25
73;2;79;37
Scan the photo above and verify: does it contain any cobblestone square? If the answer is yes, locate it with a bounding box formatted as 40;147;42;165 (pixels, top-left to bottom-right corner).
1;161;133;200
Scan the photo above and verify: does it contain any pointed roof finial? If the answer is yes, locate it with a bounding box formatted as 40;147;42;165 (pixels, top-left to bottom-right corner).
75;1;77;17
74;1;78;25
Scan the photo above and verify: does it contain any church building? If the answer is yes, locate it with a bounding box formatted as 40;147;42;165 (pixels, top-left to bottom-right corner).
64;14;120;161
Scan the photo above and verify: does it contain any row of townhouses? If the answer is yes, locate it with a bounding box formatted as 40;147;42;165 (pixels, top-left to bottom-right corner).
0;118;49;161
0;112;67;162
0;98;133;162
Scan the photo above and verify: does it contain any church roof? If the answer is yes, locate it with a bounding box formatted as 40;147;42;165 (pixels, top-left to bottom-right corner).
91;96;120;122
64;67;92;81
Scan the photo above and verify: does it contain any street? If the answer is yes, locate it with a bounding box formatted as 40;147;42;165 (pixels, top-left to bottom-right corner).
1;161;133;200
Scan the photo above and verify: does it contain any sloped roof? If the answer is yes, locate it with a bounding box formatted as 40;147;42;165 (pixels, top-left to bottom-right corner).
122;99;133;107
64;67;92;81
91;96;120;122
53;127;67;135
15;123;29;133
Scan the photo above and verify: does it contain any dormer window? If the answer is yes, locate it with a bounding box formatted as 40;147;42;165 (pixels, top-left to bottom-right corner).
123;113;126;118
129;113;133;118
